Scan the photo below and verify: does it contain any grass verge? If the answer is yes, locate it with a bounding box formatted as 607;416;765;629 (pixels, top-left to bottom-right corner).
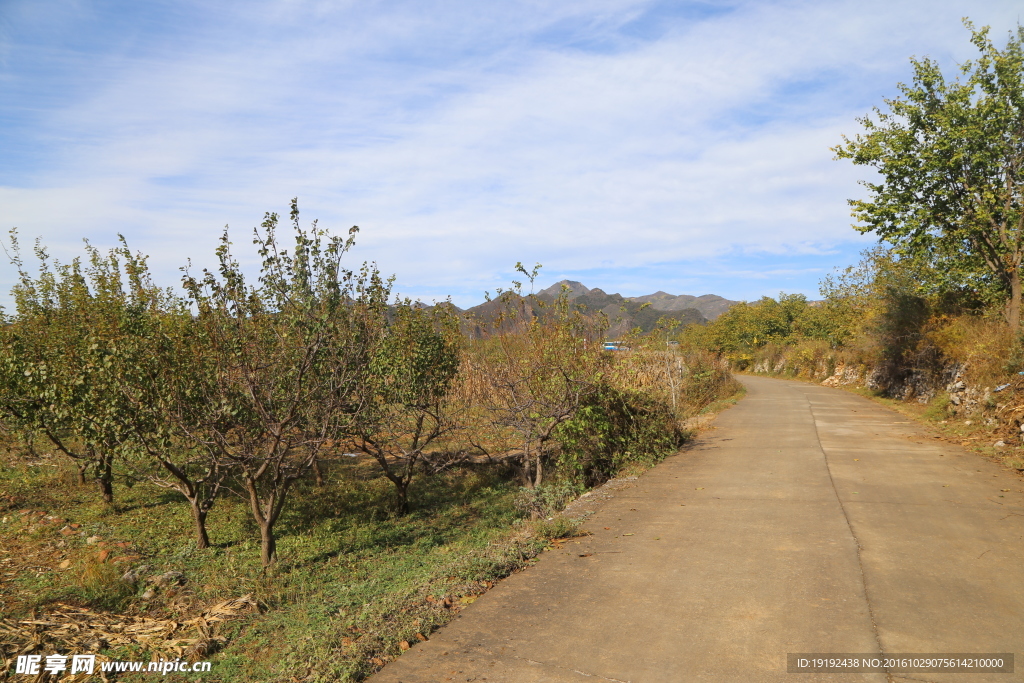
0;458;554;682
0;385;743;682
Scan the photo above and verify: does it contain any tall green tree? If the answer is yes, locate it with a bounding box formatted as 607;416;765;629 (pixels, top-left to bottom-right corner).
180;200;388;566
351;302;463;512
835;21;1024;327
0;235;170;505
111;305;228;550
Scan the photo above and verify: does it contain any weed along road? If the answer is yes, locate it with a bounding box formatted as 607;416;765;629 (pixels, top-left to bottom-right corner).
370;376;1024;683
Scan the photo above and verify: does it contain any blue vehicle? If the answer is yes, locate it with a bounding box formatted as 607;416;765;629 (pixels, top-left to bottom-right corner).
603;341;626;351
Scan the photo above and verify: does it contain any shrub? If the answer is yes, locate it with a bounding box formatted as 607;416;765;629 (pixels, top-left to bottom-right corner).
530;515;580;541
554;384;684;488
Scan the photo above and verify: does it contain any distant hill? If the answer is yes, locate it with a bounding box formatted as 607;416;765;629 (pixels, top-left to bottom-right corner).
629;291;737;321
536;281;738;321
536;280;592;299
460;280;733;339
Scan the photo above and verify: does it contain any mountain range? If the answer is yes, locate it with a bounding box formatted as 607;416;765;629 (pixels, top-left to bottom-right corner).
458;280;738;338
535;281;737;322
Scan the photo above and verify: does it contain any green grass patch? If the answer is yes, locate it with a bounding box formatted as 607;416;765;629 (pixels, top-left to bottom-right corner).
0;457;548;682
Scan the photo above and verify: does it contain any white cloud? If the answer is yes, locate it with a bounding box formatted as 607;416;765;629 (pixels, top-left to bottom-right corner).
1;0;1022;306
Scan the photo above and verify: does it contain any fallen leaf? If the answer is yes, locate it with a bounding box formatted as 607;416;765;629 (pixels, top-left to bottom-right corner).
623;533;634;536
59;560;70;569
1001;489;1010;492
853;459;860;461
579;553;593;557
695;487;704;490
399;641;411;651
943;485;950;487
97;549;111;563
603;527;610;530
415;633;428;641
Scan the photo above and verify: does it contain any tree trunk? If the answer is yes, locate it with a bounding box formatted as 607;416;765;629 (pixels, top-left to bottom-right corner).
246;478;280;567
97;457;114;505
380;463;412;514
394;479;410;514
312;457;324;487
77;463;88;486
190;502;211;550
533;452;543;488
520;448;534;489
259;522;277;567
1009;269;1022;330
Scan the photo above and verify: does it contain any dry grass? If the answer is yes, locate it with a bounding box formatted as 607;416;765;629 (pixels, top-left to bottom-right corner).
926;315;1015;387
608;347;739;420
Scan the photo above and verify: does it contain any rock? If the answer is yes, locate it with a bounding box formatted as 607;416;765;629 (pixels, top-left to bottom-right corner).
141;588;157;600
121;564;151;583
86;535;102;545
964;420;973;425
995;441;1007;448
148;570;186;587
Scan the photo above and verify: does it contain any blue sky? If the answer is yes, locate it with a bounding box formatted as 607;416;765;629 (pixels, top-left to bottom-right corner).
2;0;1022;308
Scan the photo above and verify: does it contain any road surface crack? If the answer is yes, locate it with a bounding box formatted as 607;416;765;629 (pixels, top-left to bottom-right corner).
808;396;895;683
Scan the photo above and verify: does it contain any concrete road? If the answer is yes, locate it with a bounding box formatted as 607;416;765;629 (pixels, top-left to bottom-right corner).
370;376;1024;682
